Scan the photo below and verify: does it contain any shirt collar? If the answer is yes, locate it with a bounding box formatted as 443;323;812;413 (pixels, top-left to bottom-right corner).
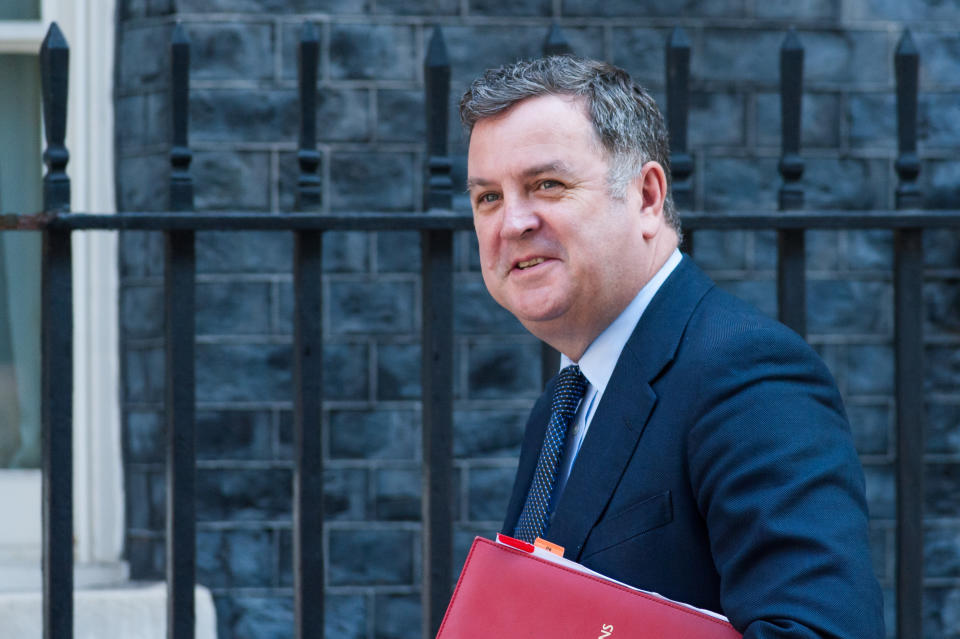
561;248;683;393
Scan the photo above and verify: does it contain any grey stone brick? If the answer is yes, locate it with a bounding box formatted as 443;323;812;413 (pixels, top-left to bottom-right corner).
752;230;778;270
920;160;960;210
924;228;960;268
467;465;514;522
122;284;164;340
196;410;273;460
926;281;960;336
377;89;426;143
115;95;147;153
329;409;420;460
754;0;839;18
610;28;670;90
927;403;960;456
922;93;960;148
689;92;745;147
813;343;846;392
807;280;892;335
806;230;842;271
924;527;960;579
695;30;784;87
563;0;746;16
376;231;421;273
467;340;542;399
126;535;164;580
847;344;894;395
269;342;369;402
468;0;550;16
329;151;415;211
196;231;292;275
195;343;291;403
846;230;893;271
127;409;163;464
126;469;164;530
330;24;416;80
377;342;421;400
691;231;749;271
124;346;164;404
118;0;148;19
375;467;421;520
804;158;888;210
454;275;526;335
119;231;164;279
191;90;297;143
847;93;895;150
454;409;526;458
712;278;778;320
196;468;292;522
193;150;272;211
175;0;296;11
216;595;294;639
197;529;274;588
800;31;889;86
329;528;415;585
703;157;779;211
756;92;842;149
298;0;372;11
923;586;960;639
117;153;168;212
196;282;272;336
924;345;960;395
328;278;416;335
442;26;563;92
374;0;458;14
187;23;274;83
847;402;891;456
863;464;894;519
926;463;960;517
117;25;171;91
375;594;421;639
914;31;960;89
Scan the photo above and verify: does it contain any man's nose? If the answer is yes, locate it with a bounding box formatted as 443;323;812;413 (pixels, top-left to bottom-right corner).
500;197;540;239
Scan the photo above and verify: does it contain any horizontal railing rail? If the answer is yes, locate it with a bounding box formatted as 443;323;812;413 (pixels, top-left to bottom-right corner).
11;18;942;639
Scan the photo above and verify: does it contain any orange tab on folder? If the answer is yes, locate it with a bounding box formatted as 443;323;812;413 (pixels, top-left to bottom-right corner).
534;537;565;557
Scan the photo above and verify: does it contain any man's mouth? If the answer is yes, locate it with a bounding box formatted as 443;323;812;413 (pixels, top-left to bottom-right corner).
516;257;545;270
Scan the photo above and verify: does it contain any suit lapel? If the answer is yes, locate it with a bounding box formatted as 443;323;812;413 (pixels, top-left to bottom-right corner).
544;256;716;558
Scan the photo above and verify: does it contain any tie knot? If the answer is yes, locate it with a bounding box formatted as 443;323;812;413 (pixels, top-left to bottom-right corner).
552;365;587;417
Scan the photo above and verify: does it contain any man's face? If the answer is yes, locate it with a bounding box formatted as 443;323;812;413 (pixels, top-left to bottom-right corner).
467;94;653;353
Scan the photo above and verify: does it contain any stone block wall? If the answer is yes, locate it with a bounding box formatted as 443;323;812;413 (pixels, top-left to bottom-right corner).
114;1;960;637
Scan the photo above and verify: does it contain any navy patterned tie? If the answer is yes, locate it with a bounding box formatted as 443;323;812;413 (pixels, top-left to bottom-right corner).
514;365;587;543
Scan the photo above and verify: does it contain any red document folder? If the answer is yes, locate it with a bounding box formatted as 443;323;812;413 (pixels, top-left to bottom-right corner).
437;535;742;638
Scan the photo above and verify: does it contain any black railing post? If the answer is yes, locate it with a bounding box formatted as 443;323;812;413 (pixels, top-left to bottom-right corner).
543;24;572;56
777;28;806;337
421;24;455;639
166;23;197;639
40;22;73;639
893;28;924;639
293;20;325;639
666;26;693;246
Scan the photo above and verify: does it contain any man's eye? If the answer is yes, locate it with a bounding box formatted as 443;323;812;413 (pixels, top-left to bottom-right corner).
478;192;500;204
539;180;562;190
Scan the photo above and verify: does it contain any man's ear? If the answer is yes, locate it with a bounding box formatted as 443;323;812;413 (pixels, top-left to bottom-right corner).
635;161;668;235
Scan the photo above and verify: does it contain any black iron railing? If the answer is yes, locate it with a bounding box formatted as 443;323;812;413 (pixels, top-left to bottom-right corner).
2;20;951;639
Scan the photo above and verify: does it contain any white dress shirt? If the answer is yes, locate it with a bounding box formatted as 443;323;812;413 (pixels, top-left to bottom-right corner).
551;248;683;506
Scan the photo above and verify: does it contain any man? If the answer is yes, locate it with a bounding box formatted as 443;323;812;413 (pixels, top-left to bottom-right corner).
460;56;884;638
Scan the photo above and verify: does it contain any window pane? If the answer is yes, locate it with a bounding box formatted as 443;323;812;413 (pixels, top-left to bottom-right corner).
0;0;39;20
0;55;42;469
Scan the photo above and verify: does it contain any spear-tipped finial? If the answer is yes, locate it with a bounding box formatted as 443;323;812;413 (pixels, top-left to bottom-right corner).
544;24;572;56
426;25;449;68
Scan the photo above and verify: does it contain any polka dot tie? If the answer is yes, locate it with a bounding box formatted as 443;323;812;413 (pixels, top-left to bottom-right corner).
514;365;587;544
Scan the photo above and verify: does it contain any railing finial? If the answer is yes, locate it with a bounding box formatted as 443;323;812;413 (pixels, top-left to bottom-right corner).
778;27;804;210
666;26;692;212
41;22;70;213
297;21;322;211
543;24;573;56
424;25;452;210
895;29;921;209
170;22;194;212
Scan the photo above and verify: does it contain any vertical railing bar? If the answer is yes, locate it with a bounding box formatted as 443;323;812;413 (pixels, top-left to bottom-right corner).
294;20;324;639
666;26;693;255
40;23;72;639
543;23;573;56
166;22;196;639
894;28;923;639
777;28;806;337
422;25;455;639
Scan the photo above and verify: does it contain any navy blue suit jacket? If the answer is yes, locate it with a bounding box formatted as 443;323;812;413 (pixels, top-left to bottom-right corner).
503;256;884;638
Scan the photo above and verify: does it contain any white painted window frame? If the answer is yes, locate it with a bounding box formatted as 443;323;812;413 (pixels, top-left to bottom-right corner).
0;0;123;588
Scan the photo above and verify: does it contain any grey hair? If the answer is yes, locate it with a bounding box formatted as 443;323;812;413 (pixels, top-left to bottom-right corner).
459;56;681;237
